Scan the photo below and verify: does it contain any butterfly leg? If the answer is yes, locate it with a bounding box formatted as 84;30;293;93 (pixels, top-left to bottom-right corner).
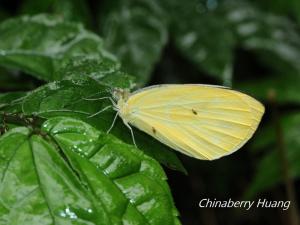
106;112;119;133
87;105;112;118
83;96;118;109
124;122;137;148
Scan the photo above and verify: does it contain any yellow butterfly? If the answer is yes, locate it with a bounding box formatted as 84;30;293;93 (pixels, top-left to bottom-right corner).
111;84;264;160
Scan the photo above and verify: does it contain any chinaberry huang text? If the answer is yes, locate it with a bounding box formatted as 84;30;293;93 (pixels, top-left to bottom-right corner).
199;198;290;210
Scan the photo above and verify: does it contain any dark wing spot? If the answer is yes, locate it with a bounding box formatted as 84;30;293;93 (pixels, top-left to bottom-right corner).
192;109;198;115
152;127;157;134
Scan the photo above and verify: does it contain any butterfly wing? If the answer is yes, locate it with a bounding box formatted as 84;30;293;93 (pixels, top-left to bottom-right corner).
123;85;264;160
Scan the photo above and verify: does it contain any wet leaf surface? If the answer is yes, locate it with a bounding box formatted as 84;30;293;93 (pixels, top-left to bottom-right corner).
0;14;109;81
0;117;180;225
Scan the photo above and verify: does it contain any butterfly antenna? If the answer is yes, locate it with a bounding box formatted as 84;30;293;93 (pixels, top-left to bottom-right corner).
106;112;119;133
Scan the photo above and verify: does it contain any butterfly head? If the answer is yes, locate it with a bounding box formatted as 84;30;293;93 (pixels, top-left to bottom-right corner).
112;88;130;102
111;88;131;117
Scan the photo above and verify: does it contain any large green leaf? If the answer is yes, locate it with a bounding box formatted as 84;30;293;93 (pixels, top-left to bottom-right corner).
42;117;180;225
0;14;110;81
12;78;186;173
99;0;168;85
0;117;180;224
246;113;300;198
0;127;110;225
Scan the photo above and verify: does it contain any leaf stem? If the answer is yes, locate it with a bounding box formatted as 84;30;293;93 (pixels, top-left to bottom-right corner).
0;112;45;133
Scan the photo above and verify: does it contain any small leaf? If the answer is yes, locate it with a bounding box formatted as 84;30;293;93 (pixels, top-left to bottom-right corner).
0;14;109;81
99;0;168;85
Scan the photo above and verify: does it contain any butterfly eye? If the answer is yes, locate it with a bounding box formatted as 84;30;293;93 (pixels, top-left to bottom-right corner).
192;109;198;115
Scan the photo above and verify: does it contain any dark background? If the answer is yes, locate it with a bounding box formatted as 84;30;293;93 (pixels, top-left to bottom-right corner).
1;0;300;224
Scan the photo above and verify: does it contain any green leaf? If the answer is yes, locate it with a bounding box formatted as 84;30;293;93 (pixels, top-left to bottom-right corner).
0;127;110;224
21;0;92;27
226;1;300;75
22;78;114;129
246;113;300;198
0;14;109;81
0;117;180;224
99;0;168;85
57;56;136;89
0;92;26;113
171;0;300;84
42;117;180;225
20;78;186;173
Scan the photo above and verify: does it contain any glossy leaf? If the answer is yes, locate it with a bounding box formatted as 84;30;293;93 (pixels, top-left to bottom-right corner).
0;117;180;224
99;0;168;85
246;113;300;198
0;14;108;81
42;117;180;225
0;127;110;225
22;78;114;130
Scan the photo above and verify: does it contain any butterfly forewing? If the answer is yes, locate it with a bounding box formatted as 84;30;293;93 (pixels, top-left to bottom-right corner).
121;85;264;160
